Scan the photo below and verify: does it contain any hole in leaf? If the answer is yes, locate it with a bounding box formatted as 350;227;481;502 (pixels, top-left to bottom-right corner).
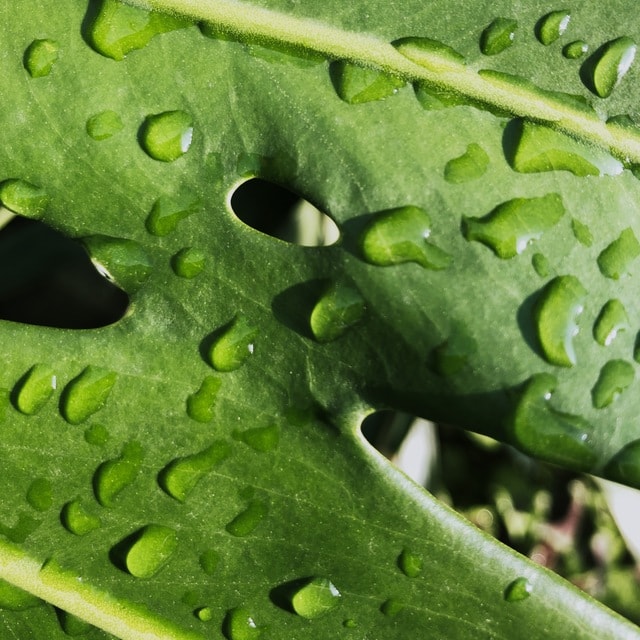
0;216;129;328
230;178;339;247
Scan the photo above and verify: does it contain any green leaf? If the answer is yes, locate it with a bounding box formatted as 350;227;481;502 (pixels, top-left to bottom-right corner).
2;0;640;638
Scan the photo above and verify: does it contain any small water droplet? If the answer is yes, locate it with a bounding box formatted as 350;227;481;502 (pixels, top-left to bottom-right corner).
0;580;43;611
571;218;593;247
591;360;634;409
504;577;532;602
289;578;341;619
60;499;101;536
604;439;640;487
581;37;636;98
139;111;193;162
145;191;200;236
113;524;178;578
0;179;49;219
343;618;357;628
397;548;423;578
532;253;552;278
12;364;56;415
55;608;94;635
86;110;123;141
380;598;404;617
158;441;230;502
61;366;117;424
535;11;570;46
226;499;268;537
195;606;213;622
171;247;206;278
534;275;586;367
593;299;629;346
463;194;565;259
330;61;404;104
232;424;279;452
444;143;490;183
510;373;596;470
93;441;143;507
393;37;466;71
222;607;261;640
563;40;589;59
428;327;477;377
186;376;221;423
597;228;640;279
84;424;109;447
26;479;52;512
206;315;258;372
310;282;366;343
480;18;518;56
199;549;220;575
23;39;59;78
413;83;467;110
360;205;451;270
85;0;190;60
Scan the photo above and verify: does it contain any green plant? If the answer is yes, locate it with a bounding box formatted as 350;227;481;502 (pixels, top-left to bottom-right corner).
2;0;640;638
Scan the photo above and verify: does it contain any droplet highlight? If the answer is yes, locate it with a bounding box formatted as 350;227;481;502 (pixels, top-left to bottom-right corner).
291;578;341;619
115;524;178;578
581;37;636;98
23;39;59;78
139;111;193;162
26;479;52;512
13;364;56;415
93;441;143;507
226;499;268;537
593;299;629;346
186;376;222;423
61;366;117;424
480;18;518;55
330;61;404;104
504;577;532;602
597;228;640;280
223;607;261;640
535;11;570;46
591;360;634;409
232;424;279;452
0;179;49;219
206;315;258;372
171;247;206;278
146;191;200;236
444;143;489;183
60;499;101;536
398;548;423;578
310;282;366;342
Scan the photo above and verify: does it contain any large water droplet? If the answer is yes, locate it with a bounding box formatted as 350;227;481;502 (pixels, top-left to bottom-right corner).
510;373;596;470
206;315;258;372
93;441;143;507
393;37;466;71
360;205;450;269
86;110;124;141
139;111;193;162
232;424;279;452
23;39;59;78
563;40;589;59
397;548;423;578
534;275;586;367
571;218;593;247
60;499;101;536
604;439;640;488
60;366;117;424
535;11;570;46
597;228;640;279
290;578;341;619
146;191;200;236
480;18;518;55
310;282;366;343
222;607;261;640
0;179;49;219
504;577;532;602
113;524;178;578
12;364;56;415
330;61;404;104
186;376;222;423
381;598;405;617
591;360;634;409
0;580;43;611
85;0;190;60
444;143;489;183
26;478;52;512
171;247;206;278
581;37;637;98
593;299;629;346
463;194;565;259
226;499;268;537
158;441;230;502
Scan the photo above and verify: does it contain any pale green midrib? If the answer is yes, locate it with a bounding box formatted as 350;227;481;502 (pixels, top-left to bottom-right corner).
124;0;640;164
0;540;203;640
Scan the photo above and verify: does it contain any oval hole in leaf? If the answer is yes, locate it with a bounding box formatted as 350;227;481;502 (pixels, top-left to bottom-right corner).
0;215;129;328
230;178;340;247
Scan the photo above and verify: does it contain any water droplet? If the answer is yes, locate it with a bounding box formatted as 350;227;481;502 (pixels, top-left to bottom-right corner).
0;580;43;611
563;40;589;59
26;479;52;512
604;439;640;487
504;577;532;602
199;549;220;575
444;143;490;183
397;548;423;578
61;366;117;424
532;253;552;278
85;0;190;60
206;315;258;372
360;205;451;270
534;275;586;367
81;235;153;292
343;618;357;628
12;364;56;415
226;499;268;537
222;607;261;640
310;282;366;343
93;441;143;507
330;61;404;104
196;606;213;622
510;373;596;470
593;299;629;346
290;578;341;619
591;360;634;409
413;83;467;110
463;194;565;259
55;609;93;636
145;191;200;236
23;39;59;78
0;512;40;544
171;247;206;278
86;110;123;141
571;218;593;247
84;424;109;447
60;499;101;536
597;228;640;279
535;11;570;46
186;376;222;423
428;327;477;377
139;111;193;162
114;524;178;578
480;18;518;55
505;119;623;176
158;441;230;502
0;179;49;219
581;37;636;98
232;424;279;452
380;598;404;617
393;37;466;71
